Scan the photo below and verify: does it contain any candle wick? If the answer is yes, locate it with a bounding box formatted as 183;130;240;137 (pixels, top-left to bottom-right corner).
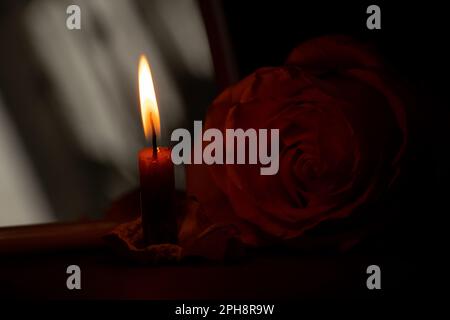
150;114;157;159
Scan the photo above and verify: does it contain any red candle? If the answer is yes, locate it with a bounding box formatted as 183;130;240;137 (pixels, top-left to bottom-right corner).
138;55;176;245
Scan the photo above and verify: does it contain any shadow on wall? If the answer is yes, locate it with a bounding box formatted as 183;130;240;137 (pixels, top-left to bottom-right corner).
0;94;54;226
0;0;217;226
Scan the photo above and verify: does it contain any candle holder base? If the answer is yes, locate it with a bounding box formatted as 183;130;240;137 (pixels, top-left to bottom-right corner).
103;192;245;264
104;217;183;264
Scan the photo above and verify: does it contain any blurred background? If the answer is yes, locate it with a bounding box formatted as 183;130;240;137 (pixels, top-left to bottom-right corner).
0;0;447;239
0;0;224;226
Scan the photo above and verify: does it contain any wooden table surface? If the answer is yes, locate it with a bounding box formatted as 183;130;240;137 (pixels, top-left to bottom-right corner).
0;247;417;300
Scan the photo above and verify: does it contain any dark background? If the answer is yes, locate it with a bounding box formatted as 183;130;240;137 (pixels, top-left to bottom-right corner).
221;1;446;255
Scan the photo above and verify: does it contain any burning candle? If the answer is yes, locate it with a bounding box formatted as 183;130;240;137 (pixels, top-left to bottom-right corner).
138;55;176;245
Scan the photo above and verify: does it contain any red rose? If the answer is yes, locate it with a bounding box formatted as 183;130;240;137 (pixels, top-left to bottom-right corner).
186;36;408;247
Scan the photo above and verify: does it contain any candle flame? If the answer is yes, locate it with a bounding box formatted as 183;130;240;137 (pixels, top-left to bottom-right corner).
139;54;161;140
